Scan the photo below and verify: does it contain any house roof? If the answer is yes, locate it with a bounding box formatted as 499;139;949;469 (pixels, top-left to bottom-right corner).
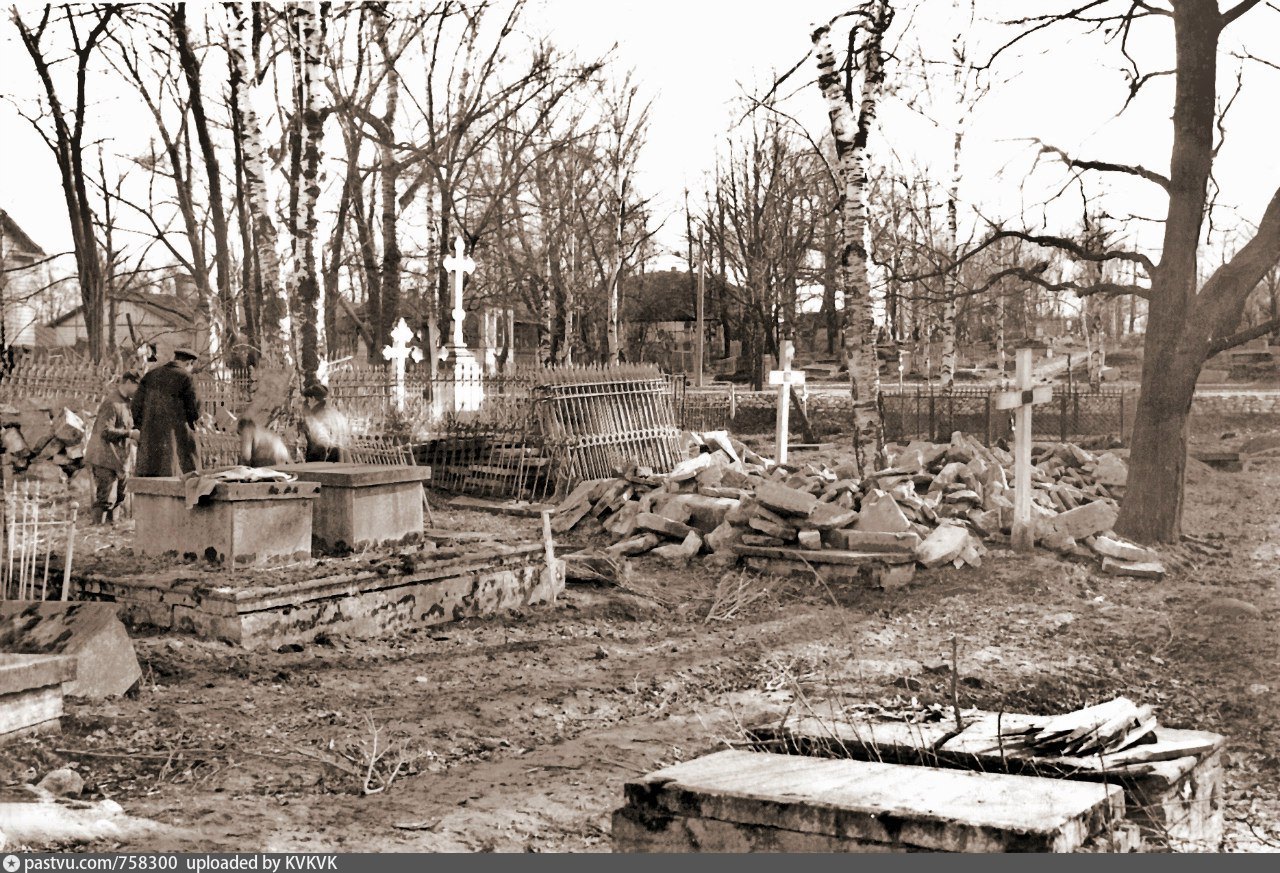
0;210;46;259
48;288;196;329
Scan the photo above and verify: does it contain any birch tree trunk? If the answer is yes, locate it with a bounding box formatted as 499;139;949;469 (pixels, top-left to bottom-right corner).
812;1;892;475
291;2;327;388
374;7;401;355
995;289;1006;376
227;2;293;368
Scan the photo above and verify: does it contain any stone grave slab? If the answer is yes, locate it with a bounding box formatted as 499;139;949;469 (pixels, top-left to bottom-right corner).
0;653;77;744
275;463;432;553
0;601;140;698
129;476;320;566
70;543;563;650
751;711;1224;852
613;749;1129;853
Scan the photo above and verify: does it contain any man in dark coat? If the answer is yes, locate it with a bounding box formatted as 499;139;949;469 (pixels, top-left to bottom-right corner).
131;347;201;477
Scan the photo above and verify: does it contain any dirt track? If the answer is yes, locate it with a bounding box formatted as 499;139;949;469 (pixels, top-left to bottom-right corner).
2;423;1278;852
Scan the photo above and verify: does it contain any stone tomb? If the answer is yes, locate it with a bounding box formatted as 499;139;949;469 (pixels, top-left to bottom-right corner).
71;540;563;649
130;476;320;566
751;712;1225;852
0;653;77;744
613;749;1134;853
274;462;432;553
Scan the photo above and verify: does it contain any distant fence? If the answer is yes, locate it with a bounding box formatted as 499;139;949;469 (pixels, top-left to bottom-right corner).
671;379;1135;446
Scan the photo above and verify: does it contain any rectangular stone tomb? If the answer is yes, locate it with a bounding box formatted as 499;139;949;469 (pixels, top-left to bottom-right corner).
71;543;563;650
751;712;1225;852
129;476;320;566
612;749;1131;853
0;653;77;744
274;463;432;553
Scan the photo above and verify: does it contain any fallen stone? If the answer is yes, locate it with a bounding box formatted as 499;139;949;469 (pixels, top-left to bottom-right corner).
854;490;913;534
914;524;972;569
1100;558;1166;579
797;531;822;550
669;453;715;482
824;529;921;553
705;521;744;553
37;768;84;798
634;512;696;540
652;531;703;565
748;515;795;542
1043;499;1118;540
754;481;819;518
1201;597;1262;618
740;534;787;547
1041;530;1078;555
1092;453;1128;487
1090;535;1158;564
0;602;141;699
607;533;660;557
603;501;641;537
680;495;739;532
807;502;858;531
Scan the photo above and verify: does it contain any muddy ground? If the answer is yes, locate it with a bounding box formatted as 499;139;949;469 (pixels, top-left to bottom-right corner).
2;416;1278;853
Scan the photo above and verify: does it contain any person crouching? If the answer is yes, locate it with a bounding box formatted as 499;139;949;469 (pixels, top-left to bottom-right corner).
300;384;351;462
237;417;292;468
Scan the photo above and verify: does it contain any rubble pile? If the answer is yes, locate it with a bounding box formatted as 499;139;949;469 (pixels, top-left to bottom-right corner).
0;401;90;481
553;429;1163;581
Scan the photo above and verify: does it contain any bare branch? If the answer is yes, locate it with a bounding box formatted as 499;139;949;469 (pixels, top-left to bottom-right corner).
1209;317;1280;354
1029;138;1170;190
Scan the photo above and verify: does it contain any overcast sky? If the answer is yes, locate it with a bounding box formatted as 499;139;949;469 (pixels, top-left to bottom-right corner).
3;1;1279;274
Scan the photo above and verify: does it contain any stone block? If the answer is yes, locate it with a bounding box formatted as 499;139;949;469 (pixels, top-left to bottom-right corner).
854;490;913;534
808;503;859;531
1100;557;1166;579
1041;499;1117;541
0;601;140;698
1090;536;1158;564
275;463;431;553
705;521;743;553
613;749;1125;853
797;531;822;550
914;524;973;569
824;529;921;553
129;476;319;567
635;512;696;540
1;653;76;743
754;481;819;518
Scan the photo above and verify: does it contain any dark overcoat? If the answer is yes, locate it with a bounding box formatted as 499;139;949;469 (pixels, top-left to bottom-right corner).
131;361;200;476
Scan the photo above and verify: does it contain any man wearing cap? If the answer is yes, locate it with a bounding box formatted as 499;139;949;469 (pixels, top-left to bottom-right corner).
85;371;141;524
131;347;202;477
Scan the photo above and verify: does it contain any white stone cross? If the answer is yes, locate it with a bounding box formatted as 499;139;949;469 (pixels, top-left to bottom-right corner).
442;236;475;349
382;317;423;413
768;340;805;465
995;347;1053;551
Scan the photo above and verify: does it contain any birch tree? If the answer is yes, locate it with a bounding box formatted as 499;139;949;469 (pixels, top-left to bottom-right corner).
812;0;894;475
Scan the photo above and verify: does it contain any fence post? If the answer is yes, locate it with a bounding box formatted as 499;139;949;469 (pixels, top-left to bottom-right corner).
984;392;992;445
729;382;736;421
1120;390;1126;445
1060;392;1068;442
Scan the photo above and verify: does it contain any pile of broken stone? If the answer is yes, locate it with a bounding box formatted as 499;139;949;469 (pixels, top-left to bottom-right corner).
553;429;1164;578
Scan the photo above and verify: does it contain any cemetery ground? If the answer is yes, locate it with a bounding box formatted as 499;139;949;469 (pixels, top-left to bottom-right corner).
1;416;1277;852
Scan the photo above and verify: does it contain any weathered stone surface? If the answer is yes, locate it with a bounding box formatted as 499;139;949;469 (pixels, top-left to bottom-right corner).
0;602;139;699
705;521;743;554
808;502;859;531
914;524;972;569
0;653;76;743
668;453;715;482
748;515;795;542
754;481;819;518
1042;499;1117;541
275;463;430;553
1091;536;1158;564
1092;454;1128;487
824;529;921;553
854;490;912;534
615;749;1125;853
608;533;661;556
37;768;84;797
634;512;696;540
1100;558;1165;579
797;531;822;550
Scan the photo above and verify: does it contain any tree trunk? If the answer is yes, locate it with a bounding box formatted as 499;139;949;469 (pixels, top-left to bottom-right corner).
292;3;327;388
374;9;401;355
812;4;891;475
227;3;292;367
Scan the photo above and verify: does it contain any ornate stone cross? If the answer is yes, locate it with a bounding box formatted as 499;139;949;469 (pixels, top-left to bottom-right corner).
382;317;423;413
442;236;475;349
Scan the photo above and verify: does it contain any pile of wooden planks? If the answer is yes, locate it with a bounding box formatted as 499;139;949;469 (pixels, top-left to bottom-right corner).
997;697;1158;758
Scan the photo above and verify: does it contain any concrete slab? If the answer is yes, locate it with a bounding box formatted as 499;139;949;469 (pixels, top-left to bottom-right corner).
70;543;563;649
0;601;141;698
615;749;1125;853
130;476;320;566
0;653;76;744
275;463;431;553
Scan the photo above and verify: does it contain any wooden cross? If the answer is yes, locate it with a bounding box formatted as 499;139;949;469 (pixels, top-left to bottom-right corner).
995;346;1053;551
768;340;805;465
442;236;475;349
382;317;423;413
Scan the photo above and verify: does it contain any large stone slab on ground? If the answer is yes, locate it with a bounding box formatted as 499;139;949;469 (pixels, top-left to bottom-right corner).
0;653;76;744
754;482;818;518
275;463;431;553
71;543;562;650
613;749;1124;853
0;602;140;698
914;524;974;569
130;476;320;567
1040;499;1117;541
825;529;921;553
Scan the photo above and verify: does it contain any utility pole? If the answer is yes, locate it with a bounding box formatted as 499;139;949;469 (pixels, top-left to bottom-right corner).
696;234;706;388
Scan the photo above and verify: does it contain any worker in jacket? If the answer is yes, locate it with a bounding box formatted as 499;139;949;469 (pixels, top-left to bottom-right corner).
131;347;201;477
84;371;141;524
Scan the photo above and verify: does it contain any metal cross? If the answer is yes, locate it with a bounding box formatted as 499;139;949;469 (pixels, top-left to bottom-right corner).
382;317;423;413
442;236;475;349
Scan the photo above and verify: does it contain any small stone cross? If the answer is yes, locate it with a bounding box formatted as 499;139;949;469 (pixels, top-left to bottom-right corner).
442;236;475;349
382;317;423;413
